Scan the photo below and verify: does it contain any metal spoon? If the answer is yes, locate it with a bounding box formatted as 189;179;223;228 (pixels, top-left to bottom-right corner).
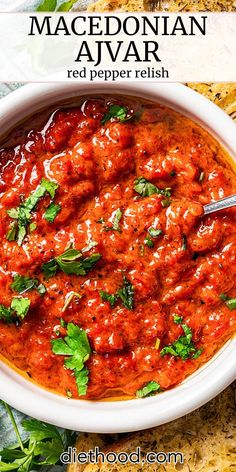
204;194;236;215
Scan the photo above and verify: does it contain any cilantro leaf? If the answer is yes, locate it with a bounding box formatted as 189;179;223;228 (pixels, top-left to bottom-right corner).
134;177;171;199
44;203;61;223
99;290;117;307
136;381;161;398
161;320;203;360
101;105;128;125
51;322;91;396
43;248;101;278
37;0;57;11
10;298;30;320
117;276;134;310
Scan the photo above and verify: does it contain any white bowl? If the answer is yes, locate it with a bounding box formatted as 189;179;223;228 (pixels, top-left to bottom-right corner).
0;82;236;433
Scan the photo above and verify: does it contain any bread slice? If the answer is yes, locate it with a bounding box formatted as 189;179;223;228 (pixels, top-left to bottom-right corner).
87;0;236;13
187;83;236;121
68;383;236;472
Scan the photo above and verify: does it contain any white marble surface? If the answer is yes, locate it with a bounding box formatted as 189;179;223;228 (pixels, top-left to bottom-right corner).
0;0;39;11
0;0;90;11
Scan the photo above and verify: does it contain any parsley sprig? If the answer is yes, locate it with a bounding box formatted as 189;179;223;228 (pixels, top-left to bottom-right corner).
0;297;30;323
99;291;117;308
161;316;203;360
104;208;123;233
134;177;171;207
99;276;134;310
11;275;46;296
0;401;75;472
220;293;236;310
7;179;58;246
136;381;161;398
144;227;163;248
101;105;128;125
42;248;101;279
44;203;61;223
51;323;91;396
37;0;78;11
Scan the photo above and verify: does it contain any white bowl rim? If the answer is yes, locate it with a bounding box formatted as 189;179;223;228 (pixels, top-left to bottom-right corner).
0;81;235;433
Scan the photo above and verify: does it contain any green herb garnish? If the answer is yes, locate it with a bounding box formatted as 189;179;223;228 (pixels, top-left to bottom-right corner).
144;227;162;248
148;228;163;238
117;276;134;311
182;235;187;250
99;290;118;308
44;203;61;223
7;179;58;245
42;248;101;279
112;208;123;232
11;274;46;296
37;0;57;10
51;322;91;396
104;208;123;232
173;315;183;324
161;198;171;208
99;276;134;310
144;236;154;248
6;223;17;242
161;319;203;360
0;305;12;323
0;297;31;323
57;0;78;10
29;222;37;233
101;105;128;125
0;401;75;472
134;177;171;201
136;381;161;398
10;298;31;320
220;293;236;310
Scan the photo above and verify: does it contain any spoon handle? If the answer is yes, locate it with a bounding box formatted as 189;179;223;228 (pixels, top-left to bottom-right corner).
204;194;236;215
